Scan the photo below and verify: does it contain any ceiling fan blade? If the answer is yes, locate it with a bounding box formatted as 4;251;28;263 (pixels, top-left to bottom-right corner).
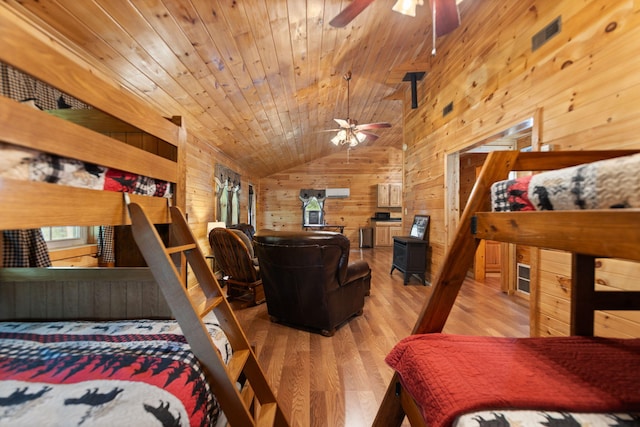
356;122;392;131
334;118;350;128
431;0;460;37
329;0;376;28
358;130;380;141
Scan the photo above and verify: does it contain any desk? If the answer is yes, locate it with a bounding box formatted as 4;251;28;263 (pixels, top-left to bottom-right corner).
302;224;345;234
390;236;429;285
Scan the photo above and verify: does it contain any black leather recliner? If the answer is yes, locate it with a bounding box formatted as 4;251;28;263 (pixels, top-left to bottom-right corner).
253;230;371;336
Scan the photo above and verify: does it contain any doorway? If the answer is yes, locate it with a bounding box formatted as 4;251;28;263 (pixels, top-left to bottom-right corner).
445;110;541;293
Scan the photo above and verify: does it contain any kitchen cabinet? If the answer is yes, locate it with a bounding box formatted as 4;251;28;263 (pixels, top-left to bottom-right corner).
377;183;402;208
374;221;403;247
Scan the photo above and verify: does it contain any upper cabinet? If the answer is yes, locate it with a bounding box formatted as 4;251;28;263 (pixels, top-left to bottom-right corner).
378;183;402;208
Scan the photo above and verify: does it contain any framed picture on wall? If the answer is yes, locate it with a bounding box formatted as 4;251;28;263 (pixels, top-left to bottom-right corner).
409;215;430;240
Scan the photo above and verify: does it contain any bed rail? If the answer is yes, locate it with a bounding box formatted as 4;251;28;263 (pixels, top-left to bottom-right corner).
473;210;640;261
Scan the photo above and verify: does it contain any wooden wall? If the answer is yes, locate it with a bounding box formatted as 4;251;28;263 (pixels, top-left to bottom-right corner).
401;0;640;337
258;147;403;246
183;132;258;287
536;250;640;338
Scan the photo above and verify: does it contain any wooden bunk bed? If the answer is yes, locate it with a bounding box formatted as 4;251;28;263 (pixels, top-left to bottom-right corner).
0;6;288;426
373;149;640;427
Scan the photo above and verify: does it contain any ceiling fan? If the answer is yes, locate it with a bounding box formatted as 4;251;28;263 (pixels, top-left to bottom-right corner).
327;71;391;148
329;0;460;38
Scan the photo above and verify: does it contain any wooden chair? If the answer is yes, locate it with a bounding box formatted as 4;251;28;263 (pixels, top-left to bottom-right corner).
209;227;265;306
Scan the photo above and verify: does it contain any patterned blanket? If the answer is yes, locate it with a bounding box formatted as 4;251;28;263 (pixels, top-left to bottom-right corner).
386;334;640;427
0;142;173;198
491;153;640;211
0;314;230;426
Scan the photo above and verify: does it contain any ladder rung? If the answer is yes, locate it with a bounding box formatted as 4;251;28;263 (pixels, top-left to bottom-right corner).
165;243;197;255
256;402;277;427
197;295;225;317
227;349;251;383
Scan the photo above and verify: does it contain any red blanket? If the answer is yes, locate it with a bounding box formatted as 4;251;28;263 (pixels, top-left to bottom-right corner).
386;334;640;427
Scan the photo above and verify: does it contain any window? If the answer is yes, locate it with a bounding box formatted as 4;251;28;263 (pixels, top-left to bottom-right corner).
304;197;323;225
41;226;88;249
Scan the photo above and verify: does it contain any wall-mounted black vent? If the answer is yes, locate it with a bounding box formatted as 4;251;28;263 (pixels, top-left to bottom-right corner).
517;263;531;294
443;101;453;117
532;16;561;52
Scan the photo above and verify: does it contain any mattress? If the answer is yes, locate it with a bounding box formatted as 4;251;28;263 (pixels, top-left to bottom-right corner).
0;313;230;426
491;152;640;211
386;333;640;427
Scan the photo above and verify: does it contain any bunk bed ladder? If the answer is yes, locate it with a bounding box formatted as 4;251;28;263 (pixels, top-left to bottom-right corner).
127;202;289;427
373;150;521;427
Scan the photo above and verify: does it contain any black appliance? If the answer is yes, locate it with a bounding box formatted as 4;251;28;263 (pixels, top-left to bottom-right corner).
374;212;391;220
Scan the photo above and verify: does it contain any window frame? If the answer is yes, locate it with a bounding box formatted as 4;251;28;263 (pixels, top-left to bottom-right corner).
41;226;89;250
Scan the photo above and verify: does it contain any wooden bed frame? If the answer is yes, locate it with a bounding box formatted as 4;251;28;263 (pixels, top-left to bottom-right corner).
373;149;640;426
0;6;288;426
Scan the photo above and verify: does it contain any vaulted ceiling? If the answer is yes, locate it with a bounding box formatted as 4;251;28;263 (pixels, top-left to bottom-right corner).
5;0;467;178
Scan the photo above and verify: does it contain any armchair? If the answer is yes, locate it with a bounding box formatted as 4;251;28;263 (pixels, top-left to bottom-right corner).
208;227;264;306
253;230;371;336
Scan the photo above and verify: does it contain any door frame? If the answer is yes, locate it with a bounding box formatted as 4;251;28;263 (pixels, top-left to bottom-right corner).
444;109;543;289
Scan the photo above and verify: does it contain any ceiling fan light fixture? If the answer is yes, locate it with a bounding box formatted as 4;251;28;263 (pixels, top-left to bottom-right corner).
327;70;391;148
392;0;424;17
331;130;346;146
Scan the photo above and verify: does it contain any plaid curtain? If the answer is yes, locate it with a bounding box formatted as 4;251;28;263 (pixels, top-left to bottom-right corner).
0;63;89;109
2;229;51;267
96;226;115;266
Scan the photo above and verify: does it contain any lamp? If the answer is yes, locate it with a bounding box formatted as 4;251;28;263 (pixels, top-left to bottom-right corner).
392;0;424;17
207;221;226;236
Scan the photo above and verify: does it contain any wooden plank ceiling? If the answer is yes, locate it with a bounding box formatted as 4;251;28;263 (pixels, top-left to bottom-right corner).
4;0;466;178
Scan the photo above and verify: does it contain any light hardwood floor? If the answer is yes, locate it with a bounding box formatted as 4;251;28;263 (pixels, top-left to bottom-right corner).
232;246;529;427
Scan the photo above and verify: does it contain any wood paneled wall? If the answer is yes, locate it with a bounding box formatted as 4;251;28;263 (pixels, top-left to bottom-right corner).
0;268;172;320
257;147;403;246
401;0;640;337
183;133;259;287
536;250;640;338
